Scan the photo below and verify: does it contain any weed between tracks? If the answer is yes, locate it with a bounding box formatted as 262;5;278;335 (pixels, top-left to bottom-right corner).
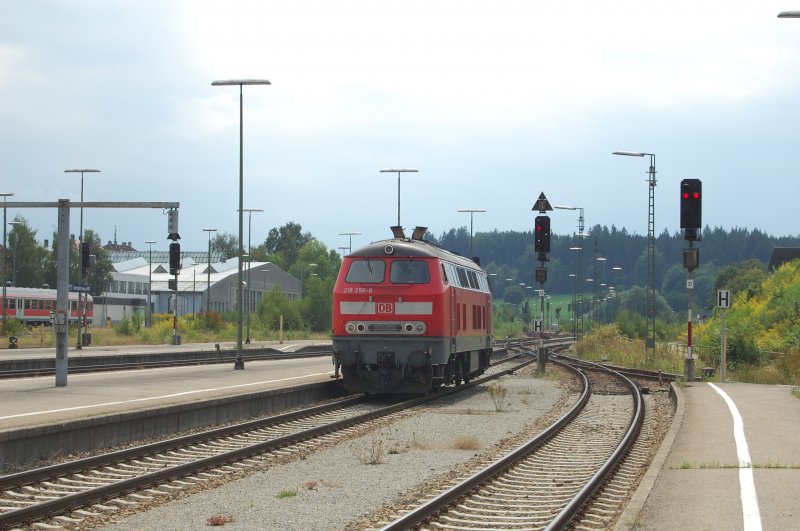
677;460;800;469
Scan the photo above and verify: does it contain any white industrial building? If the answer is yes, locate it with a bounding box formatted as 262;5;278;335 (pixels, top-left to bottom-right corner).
95;251;301;324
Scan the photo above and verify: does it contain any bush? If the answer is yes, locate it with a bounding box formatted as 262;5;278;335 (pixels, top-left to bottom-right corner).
1;317;25;336
197;311;224;331
115;310;143;336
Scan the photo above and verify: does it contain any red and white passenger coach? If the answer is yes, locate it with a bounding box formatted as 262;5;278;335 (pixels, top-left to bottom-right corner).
1;287;93;326
331;227;493;394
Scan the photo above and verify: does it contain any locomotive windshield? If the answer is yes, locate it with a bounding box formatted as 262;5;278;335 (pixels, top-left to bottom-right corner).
390;259;430;284
345;259;386;283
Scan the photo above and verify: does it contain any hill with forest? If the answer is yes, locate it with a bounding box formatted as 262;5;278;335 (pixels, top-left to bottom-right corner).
432;225;800;313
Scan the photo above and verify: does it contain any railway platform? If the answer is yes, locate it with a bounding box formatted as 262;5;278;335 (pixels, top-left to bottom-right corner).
617;381;800;530
0;345;339;471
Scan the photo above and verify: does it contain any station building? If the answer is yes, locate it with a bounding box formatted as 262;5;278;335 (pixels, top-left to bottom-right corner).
94;250;301;323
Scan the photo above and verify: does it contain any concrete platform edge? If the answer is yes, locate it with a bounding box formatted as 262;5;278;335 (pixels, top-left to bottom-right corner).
614;381;685;530
0;381;348;473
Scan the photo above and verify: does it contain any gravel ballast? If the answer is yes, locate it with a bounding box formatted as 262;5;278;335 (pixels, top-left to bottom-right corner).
98;368;569;531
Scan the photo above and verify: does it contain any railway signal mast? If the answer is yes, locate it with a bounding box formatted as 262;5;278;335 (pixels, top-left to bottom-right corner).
533;192;552;374
680;179;702;381
168;209;181;345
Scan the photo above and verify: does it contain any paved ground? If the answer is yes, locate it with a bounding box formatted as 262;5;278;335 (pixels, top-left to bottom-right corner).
622;382;800;530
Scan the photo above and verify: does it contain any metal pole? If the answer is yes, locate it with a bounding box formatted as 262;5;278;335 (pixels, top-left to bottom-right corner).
1;201;5;335
381;169;418;229
211;78;270;370
79;173;84;349
538;265;546;374
578;210;585;336
65;168;100;350
647;154;657;357
339;232;361;253
457;209;486;258
396;171;401;227
247;210;252;344
242;209;262;344
55;200;70;386
685;241;695;381
203;228;216;312
235;84;245;368
720;307;727;382
145;240;155;327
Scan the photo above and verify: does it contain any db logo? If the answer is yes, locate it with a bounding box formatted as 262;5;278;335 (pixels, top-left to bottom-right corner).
377;302;394;314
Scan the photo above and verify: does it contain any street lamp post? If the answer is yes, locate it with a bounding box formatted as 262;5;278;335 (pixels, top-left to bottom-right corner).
457;209;486;258
380;169;418;227
65;168;100;350
613;150;657;355
145;240;156;327
301;263;317;298
596;255;607;324
241;208;263;344
1;192;12;335
203;228;217;313
339;232;361;253
555;205;585;336
8;221;22;286
212;79;270;370
568;273;577;339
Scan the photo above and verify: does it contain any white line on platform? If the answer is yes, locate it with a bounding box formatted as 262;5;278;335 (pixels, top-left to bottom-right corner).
708;383;762;531
0;372;334;421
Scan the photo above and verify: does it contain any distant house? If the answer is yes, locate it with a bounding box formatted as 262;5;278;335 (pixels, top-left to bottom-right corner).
767;248;800;271
94;252;301;323
102;240;137;252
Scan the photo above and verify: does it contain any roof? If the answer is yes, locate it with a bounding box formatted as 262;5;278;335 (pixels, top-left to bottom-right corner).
768;247;800;271
351;238;483;270
107;250;225;264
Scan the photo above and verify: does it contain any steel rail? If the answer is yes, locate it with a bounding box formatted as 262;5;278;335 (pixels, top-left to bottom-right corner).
0;358;536;529
546;358;645;529
379;356;590;530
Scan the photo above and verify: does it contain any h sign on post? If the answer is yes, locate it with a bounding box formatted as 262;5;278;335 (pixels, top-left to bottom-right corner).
717;289;731;308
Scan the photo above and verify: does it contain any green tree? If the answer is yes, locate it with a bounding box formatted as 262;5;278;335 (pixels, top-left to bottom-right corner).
6;216;49;288
257;287;304;331
503;285;525;305
301;275;333;331
211;232;239;259
712;260;766;303
265;222;311;267
83;230;114;296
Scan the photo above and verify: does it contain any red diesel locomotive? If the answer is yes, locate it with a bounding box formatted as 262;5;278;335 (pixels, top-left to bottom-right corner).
331;227;493;394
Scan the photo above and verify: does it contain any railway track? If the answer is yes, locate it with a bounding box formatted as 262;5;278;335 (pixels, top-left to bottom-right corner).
374;355;646;530
0;355;536;529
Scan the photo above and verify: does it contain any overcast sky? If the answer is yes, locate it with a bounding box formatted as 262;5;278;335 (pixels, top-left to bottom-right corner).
2;1;800;256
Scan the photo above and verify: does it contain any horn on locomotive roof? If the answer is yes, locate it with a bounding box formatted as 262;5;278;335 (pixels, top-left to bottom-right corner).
411;226;427;240
391;226;406;239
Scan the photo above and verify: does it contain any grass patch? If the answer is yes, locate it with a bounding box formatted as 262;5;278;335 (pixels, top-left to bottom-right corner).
407;432;432;450
351;430;386;464
673;461;799;470
487;383;509;412
451;436;481;450
276;489;298;499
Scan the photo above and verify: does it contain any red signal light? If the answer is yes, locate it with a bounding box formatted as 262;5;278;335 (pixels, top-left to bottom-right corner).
693;192;700;199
